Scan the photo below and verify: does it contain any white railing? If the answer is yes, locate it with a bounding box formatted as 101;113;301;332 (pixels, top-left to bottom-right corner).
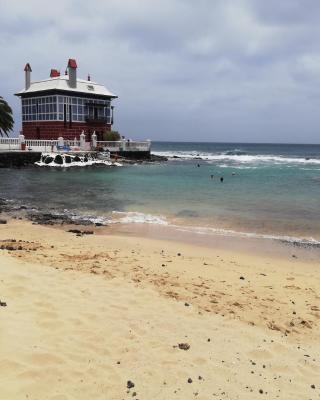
124;141;151;151
0;137;151;152
0;138;20;150
96;140;151;152
0;138;59;152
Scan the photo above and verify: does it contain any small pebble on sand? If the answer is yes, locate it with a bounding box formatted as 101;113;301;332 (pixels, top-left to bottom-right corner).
127;380;135;389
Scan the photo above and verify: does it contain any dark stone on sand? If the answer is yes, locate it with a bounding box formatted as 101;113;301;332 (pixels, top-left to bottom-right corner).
132;392;137;397
207;338;211;342
178;343;190;350
240;276;245;280
95;222;103;226
0;301;7;307
68;229;82;234
82;230;94;235
177;253;181;256
185;302;190;307
259;389;263;394
162;264;166;267
187;378;193;384
0;219;7;224
127;381;135;389
311;384;315;389
117;361;121;364
198;376;203;380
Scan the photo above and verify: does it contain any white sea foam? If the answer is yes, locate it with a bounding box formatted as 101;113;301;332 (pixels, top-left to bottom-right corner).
108;210;320;246
153;151;320;165
111;211;168;225
219;164;258;169
70;214;108;225
172;225;320;246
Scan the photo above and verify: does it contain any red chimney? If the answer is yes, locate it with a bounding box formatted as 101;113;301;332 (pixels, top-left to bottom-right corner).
50;69;60;78
68;58;77;69
67;58;77;88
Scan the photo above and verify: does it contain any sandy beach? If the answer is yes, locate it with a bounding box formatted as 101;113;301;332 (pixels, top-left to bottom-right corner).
1;218;319;399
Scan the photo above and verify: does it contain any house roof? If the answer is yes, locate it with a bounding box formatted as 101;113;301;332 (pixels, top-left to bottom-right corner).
15;75;117;98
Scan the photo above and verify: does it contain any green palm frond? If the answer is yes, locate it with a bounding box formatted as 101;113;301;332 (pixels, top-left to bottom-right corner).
0;96;14;137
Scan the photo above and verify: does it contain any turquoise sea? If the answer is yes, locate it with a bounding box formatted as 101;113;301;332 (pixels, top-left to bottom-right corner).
1;142;320;243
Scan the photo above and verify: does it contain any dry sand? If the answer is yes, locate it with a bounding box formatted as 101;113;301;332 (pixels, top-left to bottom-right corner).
0;219;319;399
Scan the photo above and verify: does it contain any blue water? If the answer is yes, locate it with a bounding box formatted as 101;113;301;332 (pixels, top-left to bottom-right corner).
1;142;320;241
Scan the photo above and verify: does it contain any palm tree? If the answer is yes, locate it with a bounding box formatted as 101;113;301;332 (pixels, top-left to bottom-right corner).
0;96;14;137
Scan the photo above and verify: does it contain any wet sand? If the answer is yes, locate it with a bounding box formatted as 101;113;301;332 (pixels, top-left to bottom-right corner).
0;218;319;399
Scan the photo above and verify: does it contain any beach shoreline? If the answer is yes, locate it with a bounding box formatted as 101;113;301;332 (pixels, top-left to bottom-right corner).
1;217;319;398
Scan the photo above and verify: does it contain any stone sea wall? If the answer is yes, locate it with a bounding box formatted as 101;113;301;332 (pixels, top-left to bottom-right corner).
0;152;41;168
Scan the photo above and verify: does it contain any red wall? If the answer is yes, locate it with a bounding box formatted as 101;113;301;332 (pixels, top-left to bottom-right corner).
22;121;111;140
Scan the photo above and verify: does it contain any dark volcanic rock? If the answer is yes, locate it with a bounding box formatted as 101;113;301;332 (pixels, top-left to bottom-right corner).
27;212;94;226
178;343;190;350
68;229;82;234
127;380;135;389
0;219;7;224
149;154;168;162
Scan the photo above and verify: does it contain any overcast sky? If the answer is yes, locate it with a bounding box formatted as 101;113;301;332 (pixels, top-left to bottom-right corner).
1;0;320;143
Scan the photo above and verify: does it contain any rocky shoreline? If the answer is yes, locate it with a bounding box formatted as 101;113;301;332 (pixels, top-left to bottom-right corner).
0;151;167;168
0;198;105;227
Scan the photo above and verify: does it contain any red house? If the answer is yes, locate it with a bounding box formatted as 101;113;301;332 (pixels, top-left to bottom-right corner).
15;59;117;140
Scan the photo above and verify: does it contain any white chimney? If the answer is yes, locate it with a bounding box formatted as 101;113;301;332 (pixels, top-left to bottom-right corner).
24;63;32;90
67;58;77;88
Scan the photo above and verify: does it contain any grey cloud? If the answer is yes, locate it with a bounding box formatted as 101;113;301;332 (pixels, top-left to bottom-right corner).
1;0;320;143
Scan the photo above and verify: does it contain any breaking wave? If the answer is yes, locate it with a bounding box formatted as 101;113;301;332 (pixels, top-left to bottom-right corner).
153;150;320;165
111;211;168;225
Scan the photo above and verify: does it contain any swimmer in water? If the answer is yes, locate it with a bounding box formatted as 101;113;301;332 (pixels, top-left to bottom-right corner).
220;177;224;182
211;174;214;179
